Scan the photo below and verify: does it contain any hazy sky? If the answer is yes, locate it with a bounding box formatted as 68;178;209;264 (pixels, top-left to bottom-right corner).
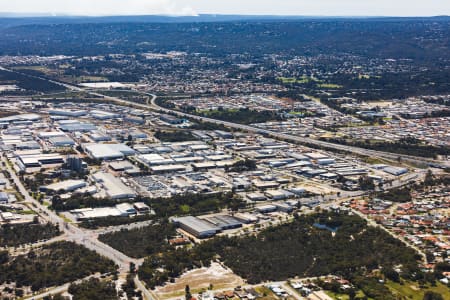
1;0;449;17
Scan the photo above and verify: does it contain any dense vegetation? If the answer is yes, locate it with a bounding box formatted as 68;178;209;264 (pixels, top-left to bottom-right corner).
0;241;117;292
138;212;421;288
68;278;119;300
0;19;449;61
193;108;282;125
0;69;66;93
226;159;258;173
377;187;412;203
0;223;60;247
51;194;118;211
146;192;246;217
320;137;450;158
154;130;197;142
98;221;176;258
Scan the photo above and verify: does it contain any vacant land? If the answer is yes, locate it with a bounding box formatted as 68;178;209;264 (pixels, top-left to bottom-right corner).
155;262;244;299
385;280;450;300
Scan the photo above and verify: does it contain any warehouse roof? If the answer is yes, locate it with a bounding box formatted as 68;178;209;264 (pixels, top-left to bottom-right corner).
175;216;221;233
84;143;135;159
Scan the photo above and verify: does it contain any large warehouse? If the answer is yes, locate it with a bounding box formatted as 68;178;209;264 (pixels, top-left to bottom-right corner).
92;172;136;199
173;216;221;238
84;143;136;160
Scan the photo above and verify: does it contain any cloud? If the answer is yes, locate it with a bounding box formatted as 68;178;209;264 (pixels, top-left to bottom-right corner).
0;0;198;16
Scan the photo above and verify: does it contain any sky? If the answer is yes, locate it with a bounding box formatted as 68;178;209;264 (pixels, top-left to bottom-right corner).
0;0;449;17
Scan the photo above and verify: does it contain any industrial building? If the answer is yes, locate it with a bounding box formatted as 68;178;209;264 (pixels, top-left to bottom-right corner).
92;172;136;199
173;216;221;238
15;150;65;171
202;215;243;230
160;114;184;124
58;120;97;132
41;179;87;193
49;136;75;147
84;143;135;160
383;166;408;176
48;109;87;117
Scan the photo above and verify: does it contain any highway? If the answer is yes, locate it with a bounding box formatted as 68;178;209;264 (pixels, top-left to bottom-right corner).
0;67;439;299
3;66;447;167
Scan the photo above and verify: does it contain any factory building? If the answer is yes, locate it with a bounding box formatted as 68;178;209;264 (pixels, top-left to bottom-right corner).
49;136;75;147
84;143;135;160
256;204;278;213
16;150;64;171
160;114;184;124
383;166;408;176
173;216;221;238
116;203;137;215
41;179;87;193
203;215;243;230
133;202;151;213
92;172;136;199
0;192;10;204
58;120;97;132
48;109;87;117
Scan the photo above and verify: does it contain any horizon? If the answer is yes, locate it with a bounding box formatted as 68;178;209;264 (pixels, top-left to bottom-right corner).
0;13;449;19
1;0;450;18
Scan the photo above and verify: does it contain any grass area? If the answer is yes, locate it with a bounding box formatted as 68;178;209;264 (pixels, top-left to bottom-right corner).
58;213;73;223
324;290;370;300
198;108;239;114
12;65;54;75
317;83;343;89
386;280;450;300
36;91;99;98
358;74;371;79
278;75;322;84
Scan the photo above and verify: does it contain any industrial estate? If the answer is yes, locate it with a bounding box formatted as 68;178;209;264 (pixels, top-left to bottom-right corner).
0;11;449;300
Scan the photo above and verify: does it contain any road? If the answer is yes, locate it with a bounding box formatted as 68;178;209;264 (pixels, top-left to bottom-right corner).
1;155;150;299
0;67;438;299
3;65;446;168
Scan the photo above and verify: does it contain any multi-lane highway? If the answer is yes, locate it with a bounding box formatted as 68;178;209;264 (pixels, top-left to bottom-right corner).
3;66;447;167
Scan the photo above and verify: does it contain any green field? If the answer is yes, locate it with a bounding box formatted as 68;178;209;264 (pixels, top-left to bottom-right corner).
317;83;343;89
278;75;320;84
325;290;370;300
386;280;450;300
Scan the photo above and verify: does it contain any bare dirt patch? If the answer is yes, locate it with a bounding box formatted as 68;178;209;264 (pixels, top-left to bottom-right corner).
155;262;244;300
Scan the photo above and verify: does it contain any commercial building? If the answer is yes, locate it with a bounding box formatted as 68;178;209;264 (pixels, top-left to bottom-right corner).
48;109;87;117
49;136;75;147
173;216;221;238
0;192;10;204
41;179;87;193
92;172;136;199
84;143;135;160
116;203;137;215
383;166;408;176
133;202;151;213
16;150;65;171
160;114;184;124
203;215;243;230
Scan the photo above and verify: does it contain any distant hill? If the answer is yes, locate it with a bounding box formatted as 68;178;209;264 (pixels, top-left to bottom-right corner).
0;15;449;59
0;14;449;28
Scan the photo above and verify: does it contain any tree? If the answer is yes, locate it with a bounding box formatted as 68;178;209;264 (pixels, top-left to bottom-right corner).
423;170;435;187
185;285;192;300
423;291;443;300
